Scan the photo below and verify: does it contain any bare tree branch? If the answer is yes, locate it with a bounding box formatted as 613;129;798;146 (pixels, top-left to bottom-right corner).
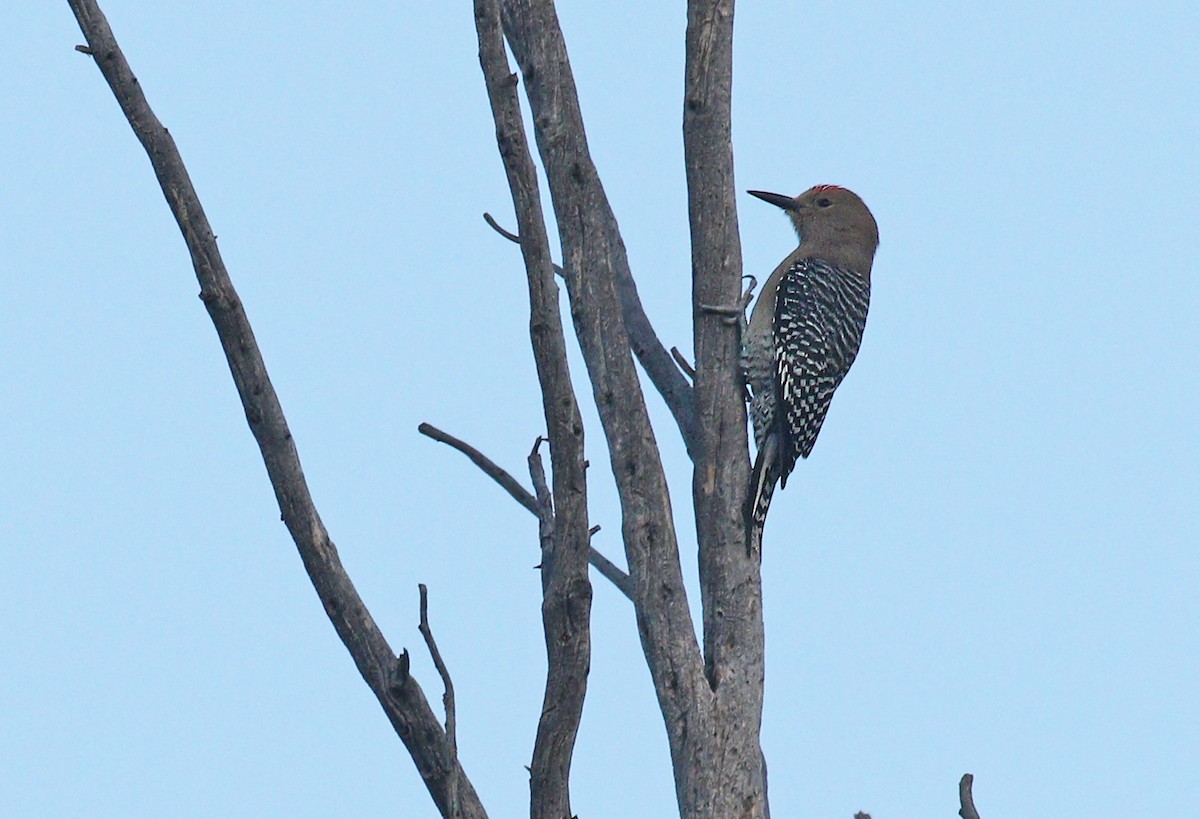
482;45;698;461
959;774;982;819
580;530;634;599
485;213;565;283
671;346;697;380
686;0;757;668
474;3;594;814
684;0;767;814
485;213;700;422
67;3;486;816
418;585;458;749
418;584;460;818
484;213;568;284
417;422;632;599
483;211;524;245
617;269;702;459
499;0;710;730
496;3;717;814
419;422;540;515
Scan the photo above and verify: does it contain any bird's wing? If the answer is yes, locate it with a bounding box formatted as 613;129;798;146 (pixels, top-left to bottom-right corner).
773;259;869;482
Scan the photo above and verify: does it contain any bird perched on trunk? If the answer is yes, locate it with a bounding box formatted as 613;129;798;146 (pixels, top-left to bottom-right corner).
742;185;879;556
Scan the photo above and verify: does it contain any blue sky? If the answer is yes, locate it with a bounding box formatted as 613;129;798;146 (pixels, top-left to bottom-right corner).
4;2;1198;816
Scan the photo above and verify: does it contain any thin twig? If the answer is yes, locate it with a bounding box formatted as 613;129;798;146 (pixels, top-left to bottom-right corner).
418;422;633;600
484;212;565;279
417;585;457;748
419;584;459;818
483;211;521;244
671;346;696;380
419;422;538;515
959;773;981;819
583;541;633;598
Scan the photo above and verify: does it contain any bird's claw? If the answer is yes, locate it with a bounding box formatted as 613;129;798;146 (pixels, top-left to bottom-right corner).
699;275;758;325
739;274;758;309
699;303;744;325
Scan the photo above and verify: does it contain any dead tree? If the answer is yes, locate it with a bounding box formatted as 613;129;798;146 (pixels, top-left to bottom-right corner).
68;0;980;816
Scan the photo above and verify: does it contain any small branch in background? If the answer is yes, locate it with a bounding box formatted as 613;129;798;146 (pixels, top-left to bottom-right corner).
418;422;632;600
391;649;411;690
959;774;981;819
483;212;564;283
418;584;459;817
483;211;522;244
489;211;702;424
741;273;759;306
417;585;457;746
671;346;696;380
419;422;538;515
581;530;633;599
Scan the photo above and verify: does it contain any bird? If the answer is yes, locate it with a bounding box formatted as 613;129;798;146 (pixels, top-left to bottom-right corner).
742;185;879;556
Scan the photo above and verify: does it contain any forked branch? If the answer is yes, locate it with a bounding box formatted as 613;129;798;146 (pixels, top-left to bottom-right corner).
482;45;698;461
495;2;716;813
475;1;594;814
484;212;700;412
417;422;632;600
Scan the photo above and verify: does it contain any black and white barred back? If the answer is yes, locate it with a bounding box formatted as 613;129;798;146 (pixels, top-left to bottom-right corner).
747;257;871;547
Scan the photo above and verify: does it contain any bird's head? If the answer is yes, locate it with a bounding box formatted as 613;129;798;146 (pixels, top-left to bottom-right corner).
748;185;879;269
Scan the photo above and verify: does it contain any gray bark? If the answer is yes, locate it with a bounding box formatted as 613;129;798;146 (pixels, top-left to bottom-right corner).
685;0;768;814
490;0;767;815
66;2;487;817
473;1;593;815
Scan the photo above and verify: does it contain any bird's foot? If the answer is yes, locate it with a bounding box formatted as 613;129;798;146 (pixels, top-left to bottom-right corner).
699;304;743;325
738;274;758;309
700;275;757;326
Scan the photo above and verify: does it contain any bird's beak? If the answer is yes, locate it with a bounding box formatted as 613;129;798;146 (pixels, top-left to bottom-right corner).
747;189;799;211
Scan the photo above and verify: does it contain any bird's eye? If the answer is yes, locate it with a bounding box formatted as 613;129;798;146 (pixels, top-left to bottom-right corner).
816;198;833;208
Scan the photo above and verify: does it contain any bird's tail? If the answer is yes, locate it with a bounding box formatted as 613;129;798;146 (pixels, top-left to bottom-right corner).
746;434;779;558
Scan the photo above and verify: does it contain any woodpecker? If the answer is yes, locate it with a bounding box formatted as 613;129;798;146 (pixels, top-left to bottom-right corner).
743;185;879;555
